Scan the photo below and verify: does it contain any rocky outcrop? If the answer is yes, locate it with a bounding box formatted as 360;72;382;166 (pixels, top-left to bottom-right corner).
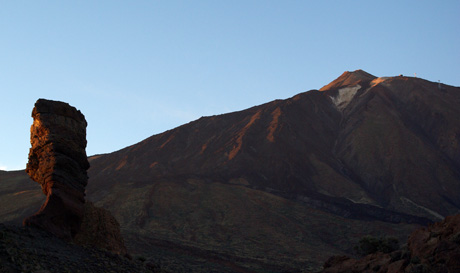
406;214;460;272
74;202;128;255
321;214;460;273
23;99;89;240
22;99;129;255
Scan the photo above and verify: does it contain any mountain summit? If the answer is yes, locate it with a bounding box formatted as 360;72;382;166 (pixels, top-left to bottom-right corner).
319;69;377;91
1;70;459;272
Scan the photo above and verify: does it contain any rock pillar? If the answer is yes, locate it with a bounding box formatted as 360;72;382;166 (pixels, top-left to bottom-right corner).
23;99;89;240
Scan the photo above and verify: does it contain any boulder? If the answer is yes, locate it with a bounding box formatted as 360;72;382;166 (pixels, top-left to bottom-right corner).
74;201;128;255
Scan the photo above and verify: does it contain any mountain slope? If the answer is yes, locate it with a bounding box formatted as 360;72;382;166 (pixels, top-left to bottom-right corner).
0;170;44;224
326;73;460;219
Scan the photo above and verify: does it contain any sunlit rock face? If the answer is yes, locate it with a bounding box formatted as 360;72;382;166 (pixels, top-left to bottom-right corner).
23;99;89;240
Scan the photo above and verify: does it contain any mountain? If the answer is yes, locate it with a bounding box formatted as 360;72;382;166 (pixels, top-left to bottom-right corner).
1;70;459;272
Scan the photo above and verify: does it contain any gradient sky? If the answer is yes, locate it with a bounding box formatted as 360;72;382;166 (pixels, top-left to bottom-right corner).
1;1;459;171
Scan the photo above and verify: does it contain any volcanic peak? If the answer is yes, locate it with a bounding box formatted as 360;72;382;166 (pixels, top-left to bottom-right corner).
320;69;377;91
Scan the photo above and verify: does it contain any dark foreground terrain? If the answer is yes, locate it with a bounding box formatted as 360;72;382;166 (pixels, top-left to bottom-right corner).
0;223;162;273
322;214;460;273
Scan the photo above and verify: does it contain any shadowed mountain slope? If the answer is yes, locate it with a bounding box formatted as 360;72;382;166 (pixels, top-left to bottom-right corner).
2;70;459;272
0;170;45;224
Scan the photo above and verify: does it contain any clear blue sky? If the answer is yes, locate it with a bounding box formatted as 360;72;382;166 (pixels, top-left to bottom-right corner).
1;1;459;171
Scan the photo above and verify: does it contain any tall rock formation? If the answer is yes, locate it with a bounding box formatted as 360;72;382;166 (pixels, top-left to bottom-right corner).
23;99;89;240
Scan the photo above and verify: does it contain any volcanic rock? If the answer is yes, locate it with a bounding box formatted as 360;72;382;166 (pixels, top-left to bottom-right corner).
20;99;129;256
0;223;157;273
23;99;89;240
321;214;460;273
74;201;128;255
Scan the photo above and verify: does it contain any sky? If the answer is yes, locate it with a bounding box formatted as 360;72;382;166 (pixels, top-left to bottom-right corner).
1;1;459;171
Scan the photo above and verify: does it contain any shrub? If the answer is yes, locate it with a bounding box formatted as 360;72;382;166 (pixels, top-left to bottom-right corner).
355;235;380;255
379;237;399;253
354;235;400;256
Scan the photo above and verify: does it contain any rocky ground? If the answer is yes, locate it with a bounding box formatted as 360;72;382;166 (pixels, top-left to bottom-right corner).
0;223;165;273
321;214;460;273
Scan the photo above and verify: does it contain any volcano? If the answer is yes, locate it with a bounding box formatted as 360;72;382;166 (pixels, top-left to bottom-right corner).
2;70;459;272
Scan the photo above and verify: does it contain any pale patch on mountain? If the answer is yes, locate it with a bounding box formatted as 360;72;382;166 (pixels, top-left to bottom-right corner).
330;84;361;110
